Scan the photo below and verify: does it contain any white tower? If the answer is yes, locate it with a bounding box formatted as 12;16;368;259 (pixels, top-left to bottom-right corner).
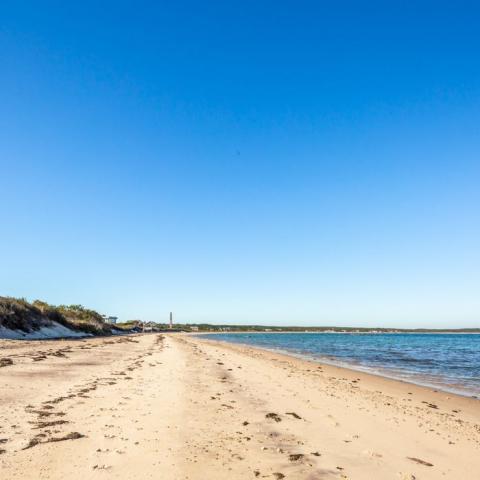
169;312;173;329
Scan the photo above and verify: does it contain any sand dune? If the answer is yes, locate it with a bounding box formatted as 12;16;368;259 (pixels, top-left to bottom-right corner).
1;333;479;479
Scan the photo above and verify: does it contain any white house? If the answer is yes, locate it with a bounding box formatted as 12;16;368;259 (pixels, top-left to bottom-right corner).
102;315;118;324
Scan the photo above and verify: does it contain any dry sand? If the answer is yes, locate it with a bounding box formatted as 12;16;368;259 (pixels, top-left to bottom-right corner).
1;333;479;479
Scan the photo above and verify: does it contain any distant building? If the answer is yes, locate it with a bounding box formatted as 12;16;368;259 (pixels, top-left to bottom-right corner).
190;326;199;332
102;315;118;324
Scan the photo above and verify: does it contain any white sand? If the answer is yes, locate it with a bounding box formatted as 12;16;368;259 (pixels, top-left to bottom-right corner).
1;333;479;479
0;322;89;340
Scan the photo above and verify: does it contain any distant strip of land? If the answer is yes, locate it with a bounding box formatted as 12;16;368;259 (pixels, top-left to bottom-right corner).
169;324;480;333
1;297;478;340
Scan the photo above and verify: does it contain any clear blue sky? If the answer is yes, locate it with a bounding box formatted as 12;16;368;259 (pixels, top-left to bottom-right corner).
1;2;479;327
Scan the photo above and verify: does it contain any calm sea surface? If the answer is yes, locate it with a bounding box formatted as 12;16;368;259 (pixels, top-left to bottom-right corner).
202;332;480;397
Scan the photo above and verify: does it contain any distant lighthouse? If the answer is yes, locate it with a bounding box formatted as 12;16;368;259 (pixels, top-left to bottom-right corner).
169;312;173;330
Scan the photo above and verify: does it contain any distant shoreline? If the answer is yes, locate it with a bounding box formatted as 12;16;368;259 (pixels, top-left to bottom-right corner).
191;329;480;335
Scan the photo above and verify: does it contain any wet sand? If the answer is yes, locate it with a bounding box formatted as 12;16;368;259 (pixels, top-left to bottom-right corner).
1;333;479;479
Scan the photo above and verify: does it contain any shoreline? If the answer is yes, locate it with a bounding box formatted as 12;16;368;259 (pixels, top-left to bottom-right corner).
193;334;480;409
194;333;480;400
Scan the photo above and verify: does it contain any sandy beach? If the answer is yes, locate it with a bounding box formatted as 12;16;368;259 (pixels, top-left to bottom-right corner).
1;333;479;479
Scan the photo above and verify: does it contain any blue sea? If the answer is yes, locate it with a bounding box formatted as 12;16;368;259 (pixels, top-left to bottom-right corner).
202;332;480;398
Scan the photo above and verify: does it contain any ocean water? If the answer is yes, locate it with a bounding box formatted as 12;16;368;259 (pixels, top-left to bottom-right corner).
202;332;480;397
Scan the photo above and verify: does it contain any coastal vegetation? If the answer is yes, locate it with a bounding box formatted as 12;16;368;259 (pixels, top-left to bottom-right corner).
0;297;116;336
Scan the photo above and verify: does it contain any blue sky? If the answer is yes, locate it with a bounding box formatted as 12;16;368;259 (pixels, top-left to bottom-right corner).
1;2;479;327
